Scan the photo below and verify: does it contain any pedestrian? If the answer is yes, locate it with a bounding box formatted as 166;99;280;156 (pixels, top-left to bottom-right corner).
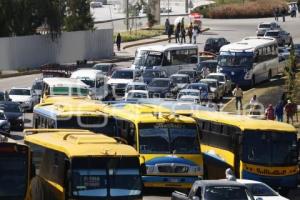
165;18;170;34
281;7;286;22
285;99;294;123
265;104;275;120
167;25;173;43
275;101;284;122
298;0;300;12
192;26;198;44
274;7;279;21
116;33;121;51
249;95;257;105
232;85;243;110
175;23;181;43
181;28;186;43
187;23;193;44
249;95;259;115
292;5;297;17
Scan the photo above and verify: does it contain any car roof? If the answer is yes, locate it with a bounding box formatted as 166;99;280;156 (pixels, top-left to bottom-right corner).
265;30;280;33
71;69;104;79
128;90;148;94
144;69;164;72
10;87;31;90
236;179;264;185
200;60;218;63
152;78;170;81
189;83;208;86
201;78;218;82
207;73;225;76
114;68;135;72
171;74;189;77
43;78;89;88
179;89;200;93
194;180;246;187
127;82;147;86
178;69;196;72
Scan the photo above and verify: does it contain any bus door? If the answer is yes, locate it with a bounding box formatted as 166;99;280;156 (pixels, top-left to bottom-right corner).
0;141;30;200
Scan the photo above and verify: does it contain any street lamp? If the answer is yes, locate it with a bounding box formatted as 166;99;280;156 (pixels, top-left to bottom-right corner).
167;0;170;19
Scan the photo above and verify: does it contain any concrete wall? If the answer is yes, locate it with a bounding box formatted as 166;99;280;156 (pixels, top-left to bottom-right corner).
0;29;113;70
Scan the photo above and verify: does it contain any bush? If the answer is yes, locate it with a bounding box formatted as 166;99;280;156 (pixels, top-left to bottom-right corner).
202;0;288;19
113;28;164;43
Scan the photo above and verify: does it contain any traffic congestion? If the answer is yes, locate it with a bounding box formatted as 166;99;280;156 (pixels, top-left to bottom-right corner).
1;17;300;200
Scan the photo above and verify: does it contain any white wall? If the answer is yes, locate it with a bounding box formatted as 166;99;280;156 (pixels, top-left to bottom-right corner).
0;29;113;70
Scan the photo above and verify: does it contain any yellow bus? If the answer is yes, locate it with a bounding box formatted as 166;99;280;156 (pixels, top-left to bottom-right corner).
101;103;203;189
0;133;32;200
24;129;143;200
33;100;110;134
192;111;299;192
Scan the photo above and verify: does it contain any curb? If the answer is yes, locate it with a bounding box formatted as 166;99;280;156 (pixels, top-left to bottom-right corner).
123;28;210;50
0;70;41;79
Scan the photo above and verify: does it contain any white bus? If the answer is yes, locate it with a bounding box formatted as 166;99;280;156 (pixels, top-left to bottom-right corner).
71;68;108;100
217;37;281;87
131;44;198;75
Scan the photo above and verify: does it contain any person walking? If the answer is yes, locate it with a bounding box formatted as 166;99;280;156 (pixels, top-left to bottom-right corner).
249;95;257;105
265;104;275;120
116;33;122;51
232;85;243;110
187;23;193;44
274;7;279;21
249;95;258;115
181;28;186;43
167;25;173;43
175;23;181;43
281;7;286;22
192;26;198;44
165;18;170;34
275;101;284;122
285;99;294;123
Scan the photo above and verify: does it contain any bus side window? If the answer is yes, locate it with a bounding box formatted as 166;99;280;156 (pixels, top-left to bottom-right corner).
162;51;171;66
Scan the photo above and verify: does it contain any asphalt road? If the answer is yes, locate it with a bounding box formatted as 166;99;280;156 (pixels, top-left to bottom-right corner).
1;16;300;199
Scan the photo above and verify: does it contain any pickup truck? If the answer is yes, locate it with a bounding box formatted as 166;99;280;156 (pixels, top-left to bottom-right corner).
171;180;255;200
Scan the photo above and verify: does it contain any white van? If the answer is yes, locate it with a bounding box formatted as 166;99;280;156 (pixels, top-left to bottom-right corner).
71;69;108;100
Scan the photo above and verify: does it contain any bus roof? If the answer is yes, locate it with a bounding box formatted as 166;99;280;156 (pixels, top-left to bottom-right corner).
220;36;277;52
71;69;105;80
43;77;89;88
24;129;138;157
103;103;196;124
193;111;297;132
137;44;198;52
34;100;106;118
40;96;92;105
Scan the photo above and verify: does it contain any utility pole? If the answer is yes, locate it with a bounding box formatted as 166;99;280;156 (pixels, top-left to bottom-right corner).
185;0;189;13
126;0;129;30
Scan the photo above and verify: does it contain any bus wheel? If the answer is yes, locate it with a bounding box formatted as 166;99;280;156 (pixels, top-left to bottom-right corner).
268;70;272;81
31;176;45;200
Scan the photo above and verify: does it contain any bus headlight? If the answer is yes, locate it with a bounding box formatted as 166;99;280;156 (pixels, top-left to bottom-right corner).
189;166;203;175
146;165;155;174
244;70;253;80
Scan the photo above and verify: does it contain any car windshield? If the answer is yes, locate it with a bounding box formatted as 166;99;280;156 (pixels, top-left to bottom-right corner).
139;123;200;154
0;104;21;113
127;92;147;99
94;65;109;72
143;71;161;78
171;76;189;83
245;183;277;197
178;91;199;98
242;131;298;166
202;81;217;88
32;81;43;90
9;89;30;96
0;155;28;199
149;80;169;87
265;31;279;37
218;53;253;67
205;186;251;200
259;24;271;28
187;84;209;92
207;75;225;82
71;157;142;199
133;85;147;90
144;53;163;67
111;71;133;79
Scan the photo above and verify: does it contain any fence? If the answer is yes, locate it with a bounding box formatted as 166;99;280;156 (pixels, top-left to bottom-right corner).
0;29;113;70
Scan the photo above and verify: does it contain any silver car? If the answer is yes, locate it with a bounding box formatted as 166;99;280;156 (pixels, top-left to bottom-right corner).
256;22;280;36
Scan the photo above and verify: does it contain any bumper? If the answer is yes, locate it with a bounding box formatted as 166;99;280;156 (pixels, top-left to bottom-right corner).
142;175;201;189
242;170;298;189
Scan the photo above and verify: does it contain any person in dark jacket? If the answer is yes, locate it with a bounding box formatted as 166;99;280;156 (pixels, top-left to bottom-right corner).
175;23;181;43
116;33;121;51
165;18;170;34
181;28;186;43
281;7;287;22
275;101;284;122
187;23;193;43
167;25;173;43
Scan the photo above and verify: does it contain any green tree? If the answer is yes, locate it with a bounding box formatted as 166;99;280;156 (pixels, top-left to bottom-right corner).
64;0;94;31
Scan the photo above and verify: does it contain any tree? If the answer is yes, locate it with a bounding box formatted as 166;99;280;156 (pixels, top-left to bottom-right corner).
64;0;94;31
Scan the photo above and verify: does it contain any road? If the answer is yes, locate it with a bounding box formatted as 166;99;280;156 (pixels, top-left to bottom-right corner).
1;16;300;199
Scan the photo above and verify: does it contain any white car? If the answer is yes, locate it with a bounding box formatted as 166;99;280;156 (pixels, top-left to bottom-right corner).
124;90;149;100
200;78;223;101
206;73;232;95
256;22;280;36
237;179;289;200
177;89;201;103
8;87;37;111
125;82;147;94
90;1;103;8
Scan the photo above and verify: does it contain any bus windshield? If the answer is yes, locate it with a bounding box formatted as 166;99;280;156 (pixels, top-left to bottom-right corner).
71;157;142;199
218;53;253;67
0;154;28;199
242;131;298;166
139;123;200;154
134;51;163;68
51;87;89;96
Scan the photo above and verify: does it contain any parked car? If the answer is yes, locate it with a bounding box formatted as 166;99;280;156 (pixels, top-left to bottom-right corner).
206;73;233;95
92;63;117;76
8;87;38;112
107;69;141;97
0;101;23;131
170;74;190;94
186;83;210;101
197;60;218;78
148;78;174;98
264;30;292;46
200;78;223;101
124;90;149;101
177;69;200;83
140;69;167;84
256;22;280;36
0;110;10;134
172;180;255;200
237;179;288;200
204;37;230;54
